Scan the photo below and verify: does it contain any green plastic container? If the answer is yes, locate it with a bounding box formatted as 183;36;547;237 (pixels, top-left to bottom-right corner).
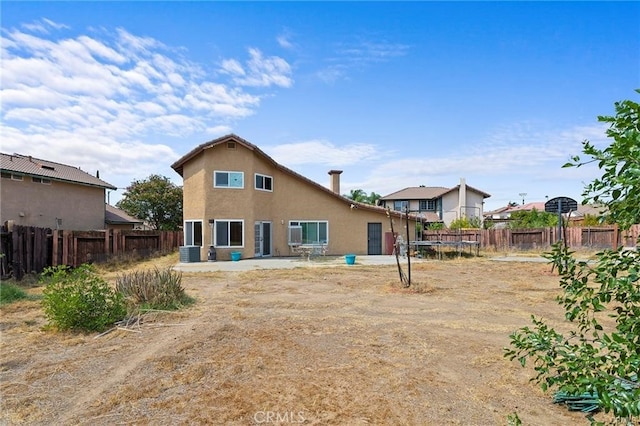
231;252;241;262
345;254;356;265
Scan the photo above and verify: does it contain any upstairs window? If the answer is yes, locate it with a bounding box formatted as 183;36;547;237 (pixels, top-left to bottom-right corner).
214;171;244;188
393;200;408;211
32;177;52;185
419;199;436;211
255;173;273;191
1;172;23;181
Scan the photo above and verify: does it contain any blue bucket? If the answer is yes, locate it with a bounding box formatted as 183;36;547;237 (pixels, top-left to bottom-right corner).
345;254;356;265
231;251;241;262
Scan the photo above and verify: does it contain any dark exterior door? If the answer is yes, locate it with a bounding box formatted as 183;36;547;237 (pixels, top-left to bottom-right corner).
367;222;382;255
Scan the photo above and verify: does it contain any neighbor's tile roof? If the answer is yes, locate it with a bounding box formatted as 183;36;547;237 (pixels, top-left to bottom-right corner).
0;153;116;189
381;184;491;200
505;202;546;212
381;187;451;200
416;211;441;222
105;204;143;224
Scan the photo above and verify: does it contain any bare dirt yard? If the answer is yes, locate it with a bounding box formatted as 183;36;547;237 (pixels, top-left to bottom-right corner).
1;254;595;425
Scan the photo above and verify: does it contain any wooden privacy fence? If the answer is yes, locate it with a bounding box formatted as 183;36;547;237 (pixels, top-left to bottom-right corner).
423;224;640;251
0;225;183;280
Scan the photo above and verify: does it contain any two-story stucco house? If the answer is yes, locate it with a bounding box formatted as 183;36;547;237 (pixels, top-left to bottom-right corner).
171;134;417;261
1;153;116;230
379;179;491;227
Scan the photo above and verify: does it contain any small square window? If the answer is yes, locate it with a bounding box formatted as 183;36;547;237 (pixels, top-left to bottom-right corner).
255;173;273;192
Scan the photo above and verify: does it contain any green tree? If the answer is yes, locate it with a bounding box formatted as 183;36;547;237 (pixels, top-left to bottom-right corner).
366;191;382;206
508;208;558;229
568;92;640;230
117;174;183;230
506;92;640;424
345;189;367;202
345;189;382;205
577;214;603;227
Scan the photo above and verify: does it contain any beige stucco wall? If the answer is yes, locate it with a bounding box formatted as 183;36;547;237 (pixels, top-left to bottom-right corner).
1;177;106;230
441;191;485;226
461;192;485;222
180;143;415;260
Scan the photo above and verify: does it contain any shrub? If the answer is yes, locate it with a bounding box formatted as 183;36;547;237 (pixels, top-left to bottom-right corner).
0;282;29;305
41;264;126;332
116;267;192;310
508;208;557;229
449;216;482;229
427;222;445;230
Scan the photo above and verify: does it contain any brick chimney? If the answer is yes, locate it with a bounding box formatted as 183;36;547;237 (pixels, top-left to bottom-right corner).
328;170;343;194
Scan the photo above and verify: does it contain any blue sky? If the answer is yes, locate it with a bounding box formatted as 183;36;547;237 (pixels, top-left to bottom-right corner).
2;1;638;211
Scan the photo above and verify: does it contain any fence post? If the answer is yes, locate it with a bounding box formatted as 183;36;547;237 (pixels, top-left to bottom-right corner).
113;229;120;256
52;230;58;266
12;226;23;280
105;229;110;260
62;230;70;266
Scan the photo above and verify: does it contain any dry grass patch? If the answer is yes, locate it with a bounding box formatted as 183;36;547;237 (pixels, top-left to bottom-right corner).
0;257;593;425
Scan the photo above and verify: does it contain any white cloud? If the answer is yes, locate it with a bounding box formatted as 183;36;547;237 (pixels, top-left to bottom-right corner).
314;38;410;84
337;40;410;63
0;21;294;188
368;123;607;182
21;18;69;34
219;48;293;88
221;58;245;76
288;122;611;206
315;65;348;85
277;33;295;49
266;139;382;167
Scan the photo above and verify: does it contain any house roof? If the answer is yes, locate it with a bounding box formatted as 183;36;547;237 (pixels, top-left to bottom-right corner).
105;204;143;225
1;153;116;190
380;184;491;201
381;186;450;200
570;203;607;219
171;134;419;221
484;206;511;216
506;202;546;213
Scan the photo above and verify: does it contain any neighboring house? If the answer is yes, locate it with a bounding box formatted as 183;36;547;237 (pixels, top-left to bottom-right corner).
568;203;608;225
484;202;546;228
485;202;546;219
171;134;417;261
1;153;116;230
379;179;491;227
484;201;599;228
105;204;144;230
